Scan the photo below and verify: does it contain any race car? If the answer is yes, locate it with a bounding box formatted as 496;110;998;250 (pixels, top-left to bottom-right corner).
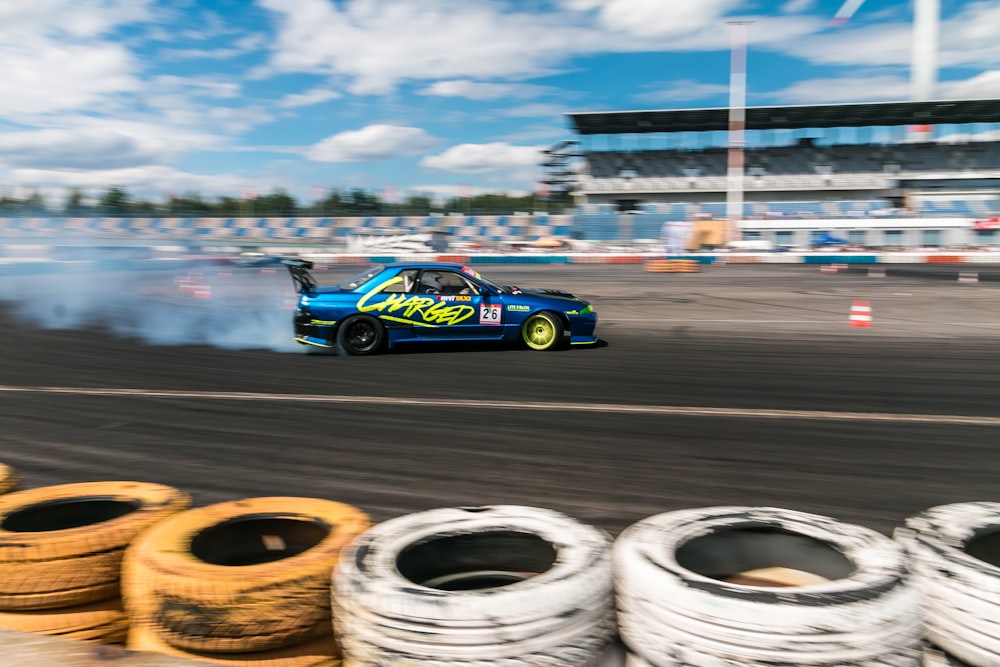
284;260;598;355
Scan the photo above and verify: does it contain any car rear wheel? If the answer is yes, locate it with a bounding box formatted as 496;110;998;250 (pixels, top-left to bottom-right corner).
522;312;564;351
337;315;385;355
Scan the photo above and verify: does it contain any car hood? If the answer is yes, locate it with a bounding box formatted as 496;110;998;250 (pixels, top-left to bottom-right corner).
516;288;588;304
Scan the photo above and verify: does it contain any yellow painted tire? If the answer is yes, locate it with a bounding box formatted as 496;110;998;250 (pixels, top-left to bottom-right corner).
0;463;18;495
0;597;128;644
0;481;191;610
123;496;370;654
128;620;342;667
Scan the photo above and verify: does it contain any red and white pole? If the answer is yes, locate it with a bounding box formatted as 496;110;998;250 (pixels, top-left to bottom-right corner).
726;21;752;244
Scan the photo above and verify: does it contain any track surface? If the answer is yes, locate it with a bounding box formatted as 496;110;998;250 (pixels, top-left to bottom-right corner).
1;262;998;537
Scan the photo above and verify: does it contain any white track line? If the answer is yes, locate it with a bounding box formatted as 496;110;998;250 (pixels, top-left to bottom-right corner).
1;385;998;426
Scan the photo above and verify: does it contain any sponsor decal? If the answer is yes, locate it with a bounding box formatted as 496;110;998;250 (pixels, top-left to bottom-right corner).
358;277;474;326
437;295;472;302
507;304;530;312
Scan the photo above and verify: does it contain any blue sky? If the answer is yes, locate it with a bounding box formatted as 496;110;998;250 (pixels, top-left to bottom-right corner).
1;0;998;207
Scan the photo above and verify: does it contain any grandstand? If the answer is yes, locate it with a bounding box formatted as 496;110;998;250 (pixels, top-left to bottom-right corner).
560;99;1000;248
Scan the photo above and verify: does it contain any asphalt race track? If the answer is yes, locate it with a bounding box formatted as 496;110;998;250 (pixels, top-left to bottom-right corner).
1;261;998;539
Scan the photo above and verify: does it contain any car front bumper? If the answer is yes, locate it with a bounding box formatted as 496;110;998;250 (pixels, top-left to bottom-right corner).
567;313;598;345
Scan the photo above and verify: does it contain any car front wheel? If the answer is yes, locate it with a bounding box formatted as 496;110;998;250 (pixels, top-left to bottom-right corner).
521;312;564;351
337;315;386;355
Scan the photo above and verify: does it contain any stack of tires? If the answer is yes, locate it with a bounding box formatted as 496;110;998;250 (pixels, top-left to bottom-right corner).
0;481;190;645
123;496;371;666
895;502;1000;667
332;505;619;666
613;506;924;666
0;463;18;495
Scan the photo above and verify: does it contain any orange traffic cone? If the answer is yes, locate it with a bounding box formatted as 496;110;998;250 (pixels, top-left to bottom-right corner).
849;300;872;328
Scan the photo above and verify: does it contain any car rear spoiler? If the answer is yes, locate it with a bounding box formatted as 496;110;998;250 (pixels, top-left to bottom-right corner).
282;258;317;293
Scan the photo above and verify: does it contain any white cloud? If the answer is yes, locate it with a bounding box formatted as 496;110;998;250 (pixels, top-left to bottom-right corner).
776;2;1000;71
0;117;225;172
938;2;1000;69
0;1;151;118
158;32;267;61
0;0;152;42
419;80;551;101
590;0;742;39
766;74;910;104
258;0;823;94
635;80;730;104
5;165;249;202
940;71;1000;100
781;0;815;13
776;22;911;68
421;143;543;174
279;87;342;108
501;104;568;118
0;129;159;170
259;0;594;94
306;124;439;162
0;43;139;118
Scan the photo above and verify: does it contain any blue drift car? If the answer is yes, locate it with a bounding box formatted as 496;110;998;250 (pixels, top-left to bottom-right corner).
285;260;598;355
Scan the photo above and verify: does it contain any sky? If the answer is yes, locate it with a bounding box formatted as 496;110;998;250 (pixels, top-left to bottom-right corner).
2;0;999;208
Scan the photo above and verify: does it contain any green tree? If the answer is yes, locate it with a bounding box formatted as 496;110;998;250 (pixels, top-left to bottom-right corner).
63;189;88;216
211;196;242;217
255;190;298;217
99;187;130;216
167;193;211;217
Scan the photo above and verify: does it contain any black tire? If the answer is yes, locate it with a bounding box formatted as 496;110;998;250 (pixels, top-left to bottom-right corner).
337;315;385;356
521;312;565;351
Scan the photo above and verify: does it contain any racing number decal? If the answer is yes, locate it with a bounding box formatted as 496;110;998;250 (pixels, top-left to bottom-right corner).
480;303;502;325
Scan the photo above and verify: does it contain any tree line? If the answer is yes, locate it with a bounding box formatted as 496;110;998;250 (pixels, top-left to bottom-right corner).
0;187;573;217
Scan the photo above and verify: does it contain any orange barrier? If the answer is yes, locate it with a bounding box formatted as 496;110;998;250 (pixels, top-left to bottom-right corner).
606;255;645;264
927;255;963;263
436;255;471;263
644;259;699;273
849;300;873;328
721;255;760;264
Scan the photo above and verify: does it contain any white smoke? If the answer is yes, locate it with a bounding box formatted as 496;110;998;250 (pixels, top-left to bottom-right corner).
0;254;303;353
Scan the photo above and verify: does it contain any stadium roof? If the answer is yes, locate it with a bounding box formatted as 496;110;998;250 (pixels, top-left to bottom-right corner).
567;99;1000;135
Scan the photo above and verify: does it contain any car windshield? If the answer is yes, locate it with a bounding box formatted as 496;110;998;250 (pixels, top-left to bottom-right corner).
339;264;385;290
476;274;509;293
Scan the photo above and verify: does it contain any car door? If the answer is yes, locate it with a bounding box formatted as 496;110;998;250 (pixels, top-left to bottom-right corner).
413;269;503;340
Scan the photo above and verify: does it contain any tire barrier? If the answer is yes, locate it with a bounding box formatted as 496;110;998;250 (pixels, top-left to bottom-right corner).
923;646;974;666
331;505;617;666
0;481;191;612
0;597;128;644
123;496;370;659
644;259;699;273
895;502;1000;667
0;463;18;495
128;622;342;667
613;506;924;667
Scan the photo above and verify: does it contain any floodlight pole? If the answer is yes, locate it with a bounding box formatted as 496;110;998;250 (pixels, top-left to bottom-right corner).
912;0;939;101
726;20;752;244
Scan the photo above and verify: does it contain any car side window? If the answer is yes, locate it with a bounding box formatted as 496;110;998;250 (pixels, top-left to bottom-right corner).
382;269;419;293
440;272;478;295
418;270;478;295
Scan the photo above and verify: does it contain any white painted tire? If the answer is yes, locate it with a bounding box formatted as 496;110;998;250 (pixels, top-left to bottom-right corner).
332;505;616;665
895;502;1000;667
614;506;923;667
923;646;973;666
